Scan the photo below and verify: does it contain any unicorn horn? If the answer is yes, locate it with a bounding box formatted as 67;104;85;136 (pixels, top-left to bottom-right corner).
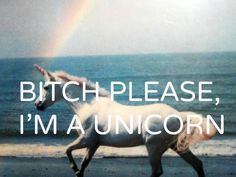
34;64;46;75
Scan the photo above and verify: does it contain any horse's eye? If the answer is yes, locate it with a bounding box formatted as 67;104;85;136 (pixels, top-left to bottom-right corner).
44;86;49;90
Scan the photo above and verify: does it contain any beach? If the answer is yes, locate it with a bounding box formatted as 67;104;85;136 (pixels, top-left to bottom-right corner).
1;156;235;177
1;139;236;177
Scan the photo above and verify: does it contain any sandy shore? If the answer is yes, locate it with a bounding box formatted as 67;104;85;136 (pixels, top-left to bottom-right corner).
0;156;235;177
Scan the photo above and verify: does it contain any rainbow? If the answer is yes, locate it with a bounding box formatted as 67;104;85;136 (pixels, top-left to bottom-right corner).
41;0;91;58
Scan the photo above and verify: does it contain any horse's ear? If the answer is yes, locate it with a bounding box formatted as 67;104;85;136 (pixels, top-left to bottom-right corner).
34;64;46;76
46;71;56;81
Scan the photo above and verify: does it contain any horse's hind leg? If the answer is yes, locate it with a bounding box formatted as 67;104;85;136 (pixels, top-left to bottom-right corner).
146;145;164;177
172;148;205;177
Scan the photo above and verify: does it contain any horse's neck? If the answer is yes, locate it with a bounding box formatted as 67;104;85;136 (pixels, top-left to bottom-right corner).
63;82;96;117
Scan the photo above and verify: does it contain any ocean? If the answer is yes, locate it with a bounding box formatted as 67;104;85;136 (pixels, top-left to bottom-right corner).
0;52;236;157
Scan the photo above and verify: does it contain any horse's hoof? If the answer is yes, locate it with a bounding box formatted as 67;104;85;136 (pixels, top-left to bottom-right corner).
76;174;83;177
75;171;84;177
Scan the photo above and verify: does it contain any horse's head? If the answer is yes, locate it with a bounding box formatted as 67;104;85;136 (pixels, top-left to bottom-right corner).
34;64;63;111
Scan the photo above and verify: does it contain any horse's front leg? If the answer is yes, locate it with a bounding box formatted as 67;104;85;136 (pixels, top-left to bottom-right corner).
176;149;205;177
77;145;99;177
66;137;87;177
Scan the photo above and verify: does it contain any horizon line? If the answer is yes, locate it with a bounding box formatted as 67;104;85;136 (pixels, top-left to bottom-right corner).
1;50;236;60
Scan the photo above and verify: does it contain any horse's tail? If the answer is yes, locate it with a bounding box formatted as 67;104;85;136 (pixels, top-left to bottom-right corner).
174;111;217;152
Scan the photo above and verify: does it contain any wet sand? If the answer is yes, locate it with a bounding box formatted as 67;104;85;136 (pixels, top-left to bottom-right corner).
0;156;235;177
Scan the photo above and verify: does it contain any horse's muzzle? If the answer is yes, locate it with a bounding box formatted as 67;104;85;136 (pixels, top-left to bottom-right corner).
35;101;45;111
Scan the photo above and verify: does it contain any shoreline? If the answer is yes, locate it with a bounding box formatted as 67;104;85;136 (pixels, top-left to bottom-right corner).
1;138;235;158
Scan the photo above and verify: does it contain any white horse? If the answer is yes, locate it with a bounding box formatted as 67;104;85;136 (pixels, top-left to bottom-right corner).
33;64;216;177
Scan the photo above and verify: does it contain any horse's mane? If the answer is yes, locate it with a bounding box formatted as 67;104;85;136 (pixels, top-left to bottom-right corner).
53;71;110;97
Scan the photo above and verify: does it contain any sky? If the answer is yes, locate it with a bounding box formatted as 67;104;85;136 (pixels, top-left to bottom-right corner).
0;0;236;58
